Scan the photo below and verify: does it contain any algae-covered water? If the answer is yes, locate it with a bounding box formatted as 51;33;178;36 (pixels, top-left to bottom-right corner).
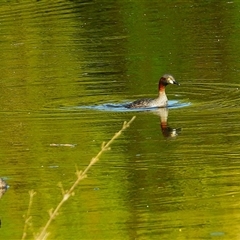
0;1;240;239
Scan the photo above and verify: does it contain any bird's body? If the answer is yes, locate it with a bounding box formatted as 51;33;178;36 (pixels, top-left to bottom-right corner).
125;74;179;109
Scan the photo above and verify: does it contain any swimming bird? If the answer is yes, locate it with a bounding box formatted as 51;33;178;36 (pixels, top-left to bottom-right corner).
125;74;179;108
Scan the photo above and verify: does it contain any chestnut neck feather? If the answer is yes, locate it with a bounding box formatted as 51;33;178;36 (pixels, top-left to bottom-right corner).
158;79;167;93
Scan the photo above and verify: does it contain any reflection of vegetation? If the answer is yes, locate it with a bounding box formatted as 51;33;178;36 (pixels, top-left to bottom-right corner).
21;116;136;240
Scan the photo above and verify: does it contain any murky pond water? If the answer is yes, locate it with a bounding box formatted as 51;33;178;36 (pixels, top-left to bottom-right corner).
1;1;240;239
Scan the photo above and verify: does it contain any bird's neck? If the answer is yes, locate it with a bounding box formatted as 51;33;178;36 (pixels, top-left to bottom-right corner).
158;84;166;97
158;80;167;92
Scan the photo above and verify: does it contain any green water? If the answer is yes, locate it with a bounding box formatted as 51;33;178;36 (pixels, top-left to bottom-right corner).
0;1;240;239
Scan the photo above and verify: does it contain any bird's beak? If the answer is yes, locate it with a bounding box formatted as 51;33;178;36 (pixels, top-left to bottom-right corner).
169;79;180;85
174;80;180;86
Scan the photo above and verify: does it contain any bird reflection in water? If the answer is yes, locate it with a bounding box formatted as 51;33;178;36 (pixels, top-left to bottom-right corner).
154;108;181;138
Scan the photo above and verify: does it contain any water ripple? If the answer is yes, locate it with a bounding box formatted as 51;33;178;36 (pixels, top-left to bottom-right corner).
74;100;191;112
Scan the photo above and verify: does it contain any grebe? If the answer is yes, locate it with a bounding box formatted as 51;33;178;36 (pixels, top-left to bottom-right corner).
125;74;179;108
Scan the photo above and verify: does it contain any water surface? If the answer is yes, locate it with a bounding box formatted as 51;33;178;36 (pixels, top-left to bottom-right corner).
0;1;240;240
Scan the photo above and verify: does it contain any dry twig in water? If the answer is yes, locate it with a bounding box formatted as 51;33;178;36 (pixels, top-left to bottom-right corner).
21;190;37;240
34;116;136;240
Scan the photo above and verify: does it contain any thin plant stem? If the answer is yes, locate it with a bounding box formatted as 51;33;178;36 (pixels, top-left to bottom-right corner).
21;190;36;240
36;116;136;240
